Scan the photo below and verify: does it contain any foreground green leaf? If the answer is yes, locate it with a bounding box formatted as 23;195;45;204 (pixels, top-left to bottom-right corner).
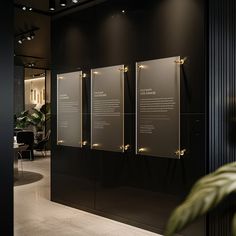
165;162;236;236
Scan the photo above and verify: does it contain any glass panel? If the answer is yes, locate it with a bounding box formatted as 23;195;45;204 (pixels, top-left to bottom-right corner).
91;65;124;152
57;71;83;147
136;57;181;158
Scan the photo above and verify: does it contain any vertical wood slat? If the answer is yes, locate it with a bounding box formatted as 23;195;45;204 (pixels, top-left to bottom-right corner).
209;0;236;235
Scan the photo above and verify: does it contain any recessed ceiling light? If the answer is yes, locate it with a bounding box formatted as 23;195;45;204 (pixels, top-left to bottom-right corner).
49;0;56;11
22;6;27;10
60;0;67;7
72;0;79;3
122;10;126;13
29;7;33;11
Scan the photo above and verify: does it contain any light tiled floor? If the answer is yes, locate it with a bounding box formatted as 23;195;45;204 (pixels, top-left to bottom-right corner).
14;157;161;236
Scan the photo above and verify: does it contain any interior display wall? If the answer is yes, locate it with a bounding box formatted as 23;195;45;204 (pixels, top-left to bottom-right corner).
209;0;236;235
51;0;206;235
0;0;13;235
24;77;46;110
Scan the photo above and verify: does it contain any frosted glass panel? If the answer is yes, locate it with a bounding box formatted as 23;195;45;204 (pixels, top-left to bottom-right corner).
91;65;124;152
136;57;181;158
57;71;83;147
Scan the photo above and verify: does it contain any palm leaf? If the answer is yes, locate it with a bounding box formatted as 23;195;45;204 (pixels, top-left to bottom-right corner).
165;162;236;236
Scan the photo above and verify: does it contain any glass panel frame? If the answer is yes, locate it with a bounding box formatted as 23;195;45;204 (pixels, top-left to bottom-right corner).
91;65;125;153
136;57;181;159
57;71;83;148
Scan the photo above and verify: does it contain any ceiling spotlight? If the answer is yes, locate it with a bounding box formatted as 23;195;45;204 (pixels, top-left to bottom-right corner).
60;0;67;7
49;0;56;11
28;63;35;67
22;6;27;10
72;0;79;3
29;7;33;11
122;10;126;14
18;36;25;44
26;32;35;41
30;32;35;40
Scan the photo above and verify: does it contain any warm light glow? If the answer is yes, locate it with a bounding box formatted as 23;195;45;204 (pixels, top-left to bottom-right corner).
138;148;147;152
25;77;45;82
138;65;145;69
92;144;100;147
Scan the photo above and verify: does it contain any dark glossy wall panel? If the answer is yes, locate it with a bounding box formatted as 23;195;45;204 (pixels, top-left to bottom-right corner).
0;1;14;235
14;65;24;114
51;0;206;234
209;0;236;235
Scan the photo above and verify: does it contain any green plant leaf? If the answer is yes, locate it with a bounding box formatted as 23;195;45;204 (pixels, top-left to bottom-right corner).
165;162;236;236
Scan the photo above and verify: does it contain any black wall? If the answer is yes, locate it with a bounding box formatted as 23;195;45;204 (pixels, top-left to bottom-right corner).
0;1;14;235
14;65;24;115
209;0;236;235
51;0;207;235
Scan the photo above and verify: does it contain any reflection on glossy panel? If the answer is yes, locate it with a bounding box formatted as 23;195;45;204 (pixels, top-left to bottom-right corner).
136;57;181;158
57;71;83;147
91;65;125;152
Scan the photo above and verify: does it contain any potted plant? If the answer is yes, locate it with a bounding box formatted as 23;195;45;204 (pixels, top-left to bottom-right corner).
165;162;236;236
14;110;31;129
27;104;51;141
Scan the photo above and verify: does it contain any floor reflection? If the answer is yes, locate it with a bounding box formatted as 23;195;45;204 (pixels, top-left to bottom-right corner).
14;157;160;236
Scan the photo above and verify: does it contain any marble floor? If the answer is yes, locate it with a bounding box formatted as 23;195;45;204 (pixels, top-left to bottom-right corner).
14;157;161;236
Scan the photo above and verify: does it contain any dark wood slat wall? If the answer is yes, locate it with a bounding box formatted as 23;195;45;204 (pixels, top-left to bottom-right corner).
209;0;236;235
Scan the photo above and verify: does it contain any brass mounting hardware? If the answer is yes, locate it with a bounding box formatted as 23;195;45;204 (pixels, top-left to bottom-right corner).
120;144;131;151
175;149;187;157
57;140;64;145
119;67;128;73
138;65;145;69
82;141;88;146
92;143;99;147
175;57;187;65
124;144;130;151
138;148;147;153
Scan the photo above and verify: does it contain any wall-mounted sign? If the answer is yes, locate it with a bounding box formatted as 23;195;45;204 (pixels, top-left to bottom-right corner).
57;71;83;147
136;57;181;158
91;65;125;152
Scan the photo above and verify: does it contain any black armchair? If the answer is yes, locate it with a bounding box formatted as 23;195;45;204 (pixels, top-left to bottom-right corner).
34;130;51;157
16;131;34;161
